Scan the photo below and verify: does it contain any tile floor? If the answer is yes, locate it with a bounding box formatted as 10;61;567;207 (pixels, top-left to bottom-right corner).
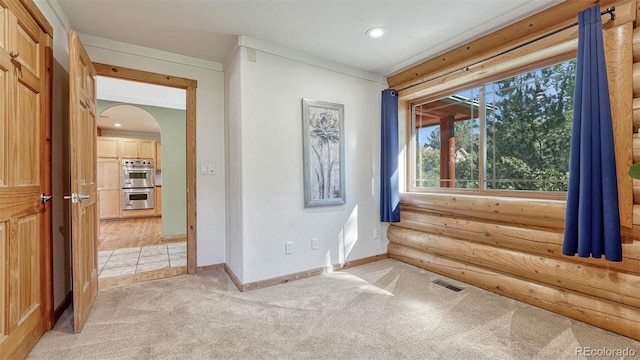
98;242;186;278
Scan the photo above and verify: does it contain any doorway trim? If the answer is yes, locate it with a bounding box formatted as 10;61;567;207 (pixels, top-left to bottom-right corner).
93;63;198;274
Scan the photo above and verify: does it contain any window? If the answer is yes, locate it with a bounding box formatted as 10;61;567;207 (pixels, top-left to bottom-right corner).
411;59;576;193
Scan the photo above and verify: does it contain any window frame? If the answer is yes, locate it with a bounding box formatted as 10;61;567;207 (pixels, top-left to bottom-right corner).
406;51;577;201
394;0;634;229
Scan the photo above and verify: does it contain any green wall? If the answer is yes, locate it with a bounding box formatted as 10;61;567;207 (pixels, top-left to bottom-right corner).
97;100;186;237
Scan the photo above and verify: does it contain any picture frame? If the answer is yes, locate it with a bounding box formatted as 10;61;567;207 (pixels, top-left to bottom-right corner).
302;98;346;207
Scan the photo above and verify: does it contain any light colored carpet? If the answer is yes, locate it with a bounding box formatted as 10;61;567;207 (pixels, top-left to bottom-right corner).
28;259;640;359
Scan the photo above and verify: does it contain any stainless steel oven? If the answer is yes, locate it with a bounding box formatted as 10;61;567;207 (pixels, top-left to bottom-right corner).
122;159;155;189
121;187;155;210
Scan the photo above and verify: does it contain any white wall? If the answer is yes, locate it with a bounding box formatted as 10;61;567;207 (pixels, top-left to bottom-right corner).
82;36;226;266
36;1;227;267
233;38;389;283
224;46;244;279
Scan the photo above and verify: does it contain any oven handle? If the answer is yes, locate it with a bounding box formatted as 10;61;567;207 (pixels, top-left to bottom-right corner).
122;188;154;193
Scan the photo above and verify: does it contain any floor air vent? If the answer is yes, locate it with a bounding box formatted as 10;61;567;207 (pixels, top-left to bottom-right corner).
432;279;464;292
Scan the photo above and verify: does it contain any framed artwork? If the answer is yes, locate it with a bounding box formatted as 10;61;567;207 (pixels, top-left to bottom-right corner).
302;98;345;207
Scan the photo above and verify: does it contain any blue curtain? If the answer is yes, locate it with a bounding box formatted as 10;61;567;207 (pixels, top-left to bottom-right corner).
563;5;622;261
380;89;400;222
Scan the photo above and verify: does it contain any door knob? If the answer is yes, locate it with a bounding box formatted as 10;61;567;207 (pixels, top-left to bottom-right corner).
64;193;78;203
41;193;52;203
79;194;90;201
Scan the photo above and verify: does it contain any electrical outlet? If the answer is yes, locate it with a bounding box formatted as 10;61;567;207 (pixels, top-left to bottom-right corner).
373;229;380;239
311;237;319;250
285;241;293;254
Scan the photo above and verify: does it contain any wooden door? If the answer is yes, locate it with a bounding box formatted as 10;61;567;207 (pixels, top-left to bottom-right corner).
69;30;98;333
0;1;49;357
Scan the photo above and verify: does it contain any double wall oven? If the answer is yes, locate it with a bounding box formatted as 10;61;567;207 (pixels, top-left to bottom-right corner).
121;159;155;210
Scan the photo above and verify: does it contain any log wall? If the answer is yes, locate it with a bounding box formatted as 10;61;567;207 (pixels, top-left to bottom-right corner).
388;0;640;341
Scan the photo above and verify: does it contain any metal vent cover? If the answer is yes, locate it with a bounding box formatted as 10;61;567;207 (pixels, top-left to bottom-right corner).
432;279;464;292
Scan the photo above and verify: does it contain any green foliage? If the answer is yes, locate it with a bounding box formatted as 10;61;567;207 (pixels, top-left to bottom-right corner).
414;59;576;192
628;163;640;180
486;59;575;191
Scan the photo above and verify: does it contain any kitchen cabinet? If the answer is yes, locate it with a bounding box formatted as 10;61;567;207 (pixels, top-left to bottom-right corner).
97;137;160;219
97;158;119;189
121;138;155;159
156;142;162;171
98;190;120;219
97;158;120;219
97;137;120;158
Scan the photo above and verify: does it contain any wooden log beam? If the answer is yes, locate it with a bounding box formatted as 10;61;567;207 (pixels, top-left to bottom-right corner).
606;22;634;228
395;211;640;272
633;98;640;131
388;0;634;92
633;63;640;98
633;26;640;63
401;192;566;229
388;243;640;341
387;227;640;308
634;134;640;163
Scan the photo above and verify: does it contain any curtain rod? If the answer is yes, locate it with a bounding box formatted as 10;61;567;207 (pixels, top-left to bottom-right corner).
397;6;616;93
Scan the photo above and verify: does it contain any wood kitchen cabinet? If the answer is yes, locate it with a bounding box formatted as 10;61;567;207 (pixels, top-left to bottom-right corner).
156;142;162;171
121;138;155;159
97;158;119;189
98;190;121;219
97;137;120;158
97;158;120;219
97;137;160;219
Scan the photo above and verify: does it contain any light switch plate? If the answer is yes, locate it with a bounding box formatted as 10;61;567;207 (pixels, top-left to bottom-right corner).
247;48;257;62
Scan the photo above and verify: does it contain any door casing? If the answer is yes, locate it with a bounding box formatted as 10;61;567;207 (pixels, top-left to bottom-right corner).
93;63;198;273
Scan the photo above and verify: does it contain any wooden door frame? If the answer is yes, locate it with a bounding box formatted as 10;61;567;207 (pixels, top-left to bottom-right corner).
93;63;198;274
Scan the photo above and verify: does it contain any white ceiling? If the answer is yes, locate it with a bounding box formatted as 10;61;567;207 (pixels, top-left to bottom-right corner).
96;76;186;134
98;104;161;133
56;0;562;77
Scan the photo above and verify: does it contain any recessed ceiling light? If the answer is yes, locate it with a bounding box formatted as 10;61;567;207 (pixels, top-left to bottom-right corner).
366;27;386;38
114;123;122;127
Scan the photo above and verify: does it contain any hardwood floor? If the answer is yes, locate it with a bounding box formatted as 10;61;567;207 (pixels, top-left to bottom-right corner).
98;217;183;251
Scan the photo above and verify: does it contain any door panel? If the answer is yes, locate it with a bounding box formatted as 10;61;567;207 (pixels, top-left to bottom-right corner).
15;24;39;77
14;80;39;186
0;3;46;356
0;60;7;187
0;222;6;337
0;5;6;53
13;214;40;325
69;30;98;333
